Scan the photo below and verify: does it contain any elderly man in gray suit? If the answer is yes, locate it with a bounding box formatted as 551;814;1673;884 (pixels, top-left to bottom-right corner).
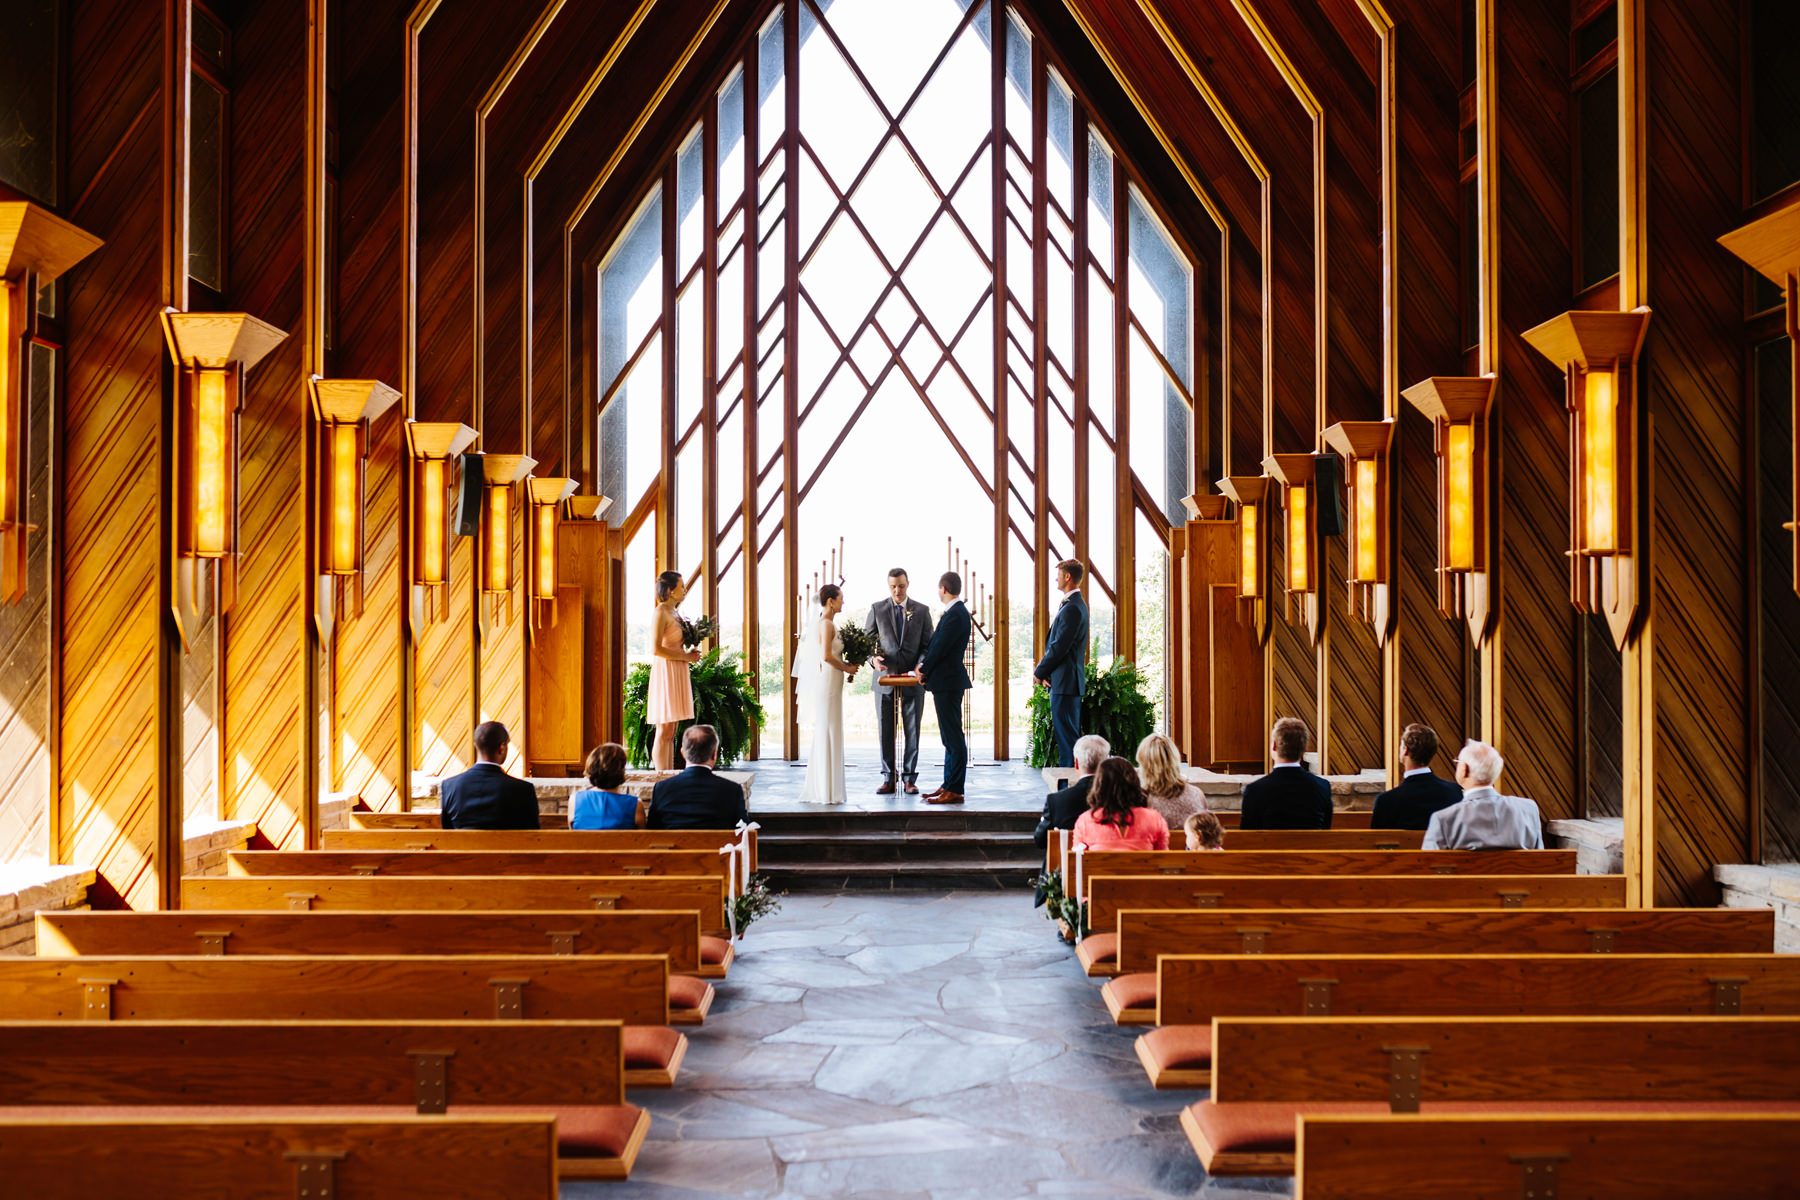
867;567;934;795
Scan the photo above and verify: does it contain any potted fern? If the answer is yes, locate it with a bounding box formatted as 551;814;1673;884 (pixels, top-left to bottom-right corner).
623;649;765;768
1026;656;1157;768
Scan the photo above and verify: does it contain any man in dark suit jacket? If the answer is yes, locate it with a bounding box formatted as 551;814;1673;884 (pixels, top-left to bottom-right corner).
1034;734;1109;847
920;572;974;804
439;721;540;830
647;724;749;830
1239;717;1333;830
1034;560;1090;768
866;568;934;795
1372;722;1463;831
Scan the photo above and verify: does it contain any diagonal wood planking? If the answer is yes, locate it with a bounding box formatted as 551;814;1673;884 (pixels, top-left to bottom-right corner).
0;331;55;861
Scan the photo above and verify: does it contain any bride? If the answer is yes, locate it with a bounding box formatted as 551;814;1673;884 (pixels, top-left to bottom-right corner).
795;584;858;805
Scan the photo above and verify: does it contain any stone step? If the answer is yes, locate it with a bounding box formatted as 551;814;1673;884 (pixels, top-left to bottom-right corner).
757;830;1042;865
750;810;1040;835
759;860;1040;891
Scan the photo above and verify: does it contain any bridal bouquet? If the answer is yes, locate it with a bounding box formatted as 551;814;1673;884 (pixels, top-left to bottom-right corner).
837;622;880;668
679;614;719;649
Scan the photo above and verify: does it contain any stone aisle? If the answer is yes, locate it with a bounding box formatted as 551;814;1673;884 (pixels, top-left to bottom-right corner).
564;892;1290;1200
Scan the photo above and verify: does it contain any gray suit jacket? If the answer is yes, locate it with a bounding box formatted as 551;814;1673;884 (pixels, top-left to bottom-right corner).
867;597;933;696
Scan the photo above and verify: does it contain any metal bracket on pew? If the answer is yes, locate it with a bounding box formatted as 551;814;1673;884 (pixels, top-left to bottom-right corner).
286;893;317;912
547;930;578;955
286;1151;347;1199
1711;977;1747;1015
1496;890;1528;909
1430;864;1455;875
650;843;675;850
1381;1045;1429;1113
80;978;116;1020
1190;892;1222;909
622;865;651;876
407;1049;454;1113
489;979;528;1018
195;930;231;955
1374;840;1401;849
1237;928;1268;954
404;842;433;851
350;863;381;877
1508;1151;1570;1199
1299;978;1337;1015
1159;866;1186;876
1587;927;1617;953
590;894;620;911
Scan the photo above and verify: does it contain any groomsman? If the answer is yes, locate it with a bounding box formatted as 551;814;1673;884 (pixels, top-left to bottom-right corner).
921;572;973;805
867;567;933;795
1034;560;1089;768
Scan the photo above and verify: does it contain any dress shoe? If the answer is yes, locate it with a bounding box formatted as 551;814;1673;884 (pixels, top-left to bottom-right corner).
925;791;964;805
876;780;896;795
903;781;919;795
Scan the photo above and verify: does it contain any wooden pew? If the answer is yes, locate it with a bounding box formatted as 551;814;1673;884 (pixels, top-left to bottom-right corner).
0;954;705;1081
1077;849;1577;895
1086;873;1624;937
353;809;572;830
1182;1014;1800;1175
0;1018;645;1181
35;908;734;979
227;848;726;879
0;1114;560;1196
1044;828;1430;874
324;827;759;871
1089;904;1775;979
1293;1113;1800;1198
1214;809;1374;829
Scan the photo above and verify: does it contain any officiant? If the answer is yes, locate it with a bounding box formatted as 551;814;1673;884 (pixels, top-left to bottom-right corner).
867;567;934;795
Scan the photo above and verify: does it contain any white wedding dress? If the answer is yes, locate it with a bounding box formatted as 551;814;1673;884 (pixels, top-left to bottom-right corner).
795;616;847;805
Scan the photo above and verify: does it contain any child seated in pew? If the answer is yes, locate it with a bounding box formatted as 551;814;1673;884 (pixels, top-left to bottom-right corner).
1183;811;1224;851
1073;758;1170;851
571;743;640;830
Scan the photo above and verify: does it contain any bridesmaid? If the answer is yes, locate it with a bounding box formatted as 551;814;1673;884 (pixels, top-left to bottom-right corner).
648;570;700;770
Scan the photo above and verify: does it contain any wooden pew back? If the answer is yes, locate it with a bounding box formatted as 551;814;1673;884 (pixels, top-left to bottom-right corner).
1046;829;1430;874
323;827;759;871
227;848;725;879
0;1115;559;1199
1111;907;1775;972
0;955;669;1025
1295;1114;1800;1199
1156;953;1800;1025
1088;873;1624;933
1079;848;1576;890
352;810;570;830
36;910;706;973
183;875;725;926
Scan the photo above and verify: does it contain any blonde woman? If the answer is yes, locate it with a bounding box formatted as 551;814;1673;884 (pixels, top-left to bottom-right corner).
1135;733;1208;829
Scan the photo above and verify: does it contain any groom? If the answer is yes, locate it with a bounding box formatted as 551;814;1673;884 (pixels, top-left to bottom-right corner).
921;571;973;805
867;567;934;795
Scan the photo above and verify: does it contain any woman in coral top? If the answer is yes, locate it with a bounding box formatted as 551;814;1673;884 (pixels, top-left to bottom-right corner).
1072;756;1170;851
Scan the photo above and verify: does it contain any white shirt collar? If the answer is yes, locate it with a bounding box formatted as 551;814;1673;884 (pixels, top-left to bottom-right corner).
1271;761;1303;769
1403;766;1433;778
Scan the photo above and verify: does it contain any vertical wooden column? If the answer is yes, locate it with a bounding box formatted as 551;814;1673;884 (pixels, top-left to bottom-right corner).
740;40;761;756
990;10;1011;759
780;1;801;758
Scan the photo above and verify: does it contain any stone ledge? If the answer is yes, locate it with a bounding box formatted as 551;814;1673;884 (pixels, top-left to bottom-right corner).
1715;863;1800;954
319;793;355;832
1546;817;1624;876
0;862;97;956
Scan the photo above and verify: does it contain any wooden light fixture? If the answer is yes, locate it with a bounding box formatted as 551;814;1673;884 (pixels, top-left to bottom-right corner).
1522;308;1652;649
1216;475;1271;601
479;454;536;615
1401;375;1496;624
310;379;400;582
0;203;102;603
526;476;577;628
1720;201;1800;597
565;495;614;522
1322;418;1395;640
405;422;477;598
1262;455;1322;644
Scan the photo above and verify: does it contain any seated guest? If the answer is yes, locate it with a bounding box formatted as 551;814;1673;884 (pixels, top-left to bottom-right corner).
1239;717;1332;830
1034;734;1109;848
1072;757;1170;851
1184;810;1225;851
647;724;749;830
1371;723;1464;831
1424;740;1545;850
570;743;638;830
439;721;540;830
1136;733;1208;828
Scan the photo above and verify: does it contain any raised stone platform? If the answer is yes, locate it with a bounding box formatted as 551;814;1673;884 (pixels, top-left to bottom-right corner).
754;809;1042;892
1716;862;1800;953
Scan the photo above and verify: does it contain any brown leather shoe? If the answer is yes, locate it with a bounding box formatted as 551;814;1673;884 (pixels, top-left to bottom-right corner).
925;791;964;804
920;787;943;799
903;781;919;795
876;780;896;795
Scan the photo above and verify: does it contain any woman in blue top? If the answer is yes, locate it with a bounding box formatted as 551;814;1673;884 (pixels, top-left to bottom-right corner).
570;743;639;830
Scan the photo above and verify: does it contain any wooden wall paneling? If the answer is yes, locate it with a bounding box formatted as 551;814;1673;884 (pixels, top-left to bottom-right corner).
60;0;169;905
1211;582;1265;763
1491;0;1581;819
526;584;584;771
1638;0;1754;902
1389;0;1471;770
0;326;54;861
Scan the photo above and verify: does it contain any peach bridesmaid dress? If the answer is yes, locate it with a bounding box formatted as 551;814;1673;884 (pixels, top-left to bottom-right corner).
646;611;695;724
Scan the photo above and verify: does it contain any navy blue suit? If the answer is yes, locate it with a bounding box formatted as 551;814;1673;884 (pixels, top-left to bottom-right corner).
1035;590;1089;767
1239;764;1333;830
439;763;541;830
921;599;973;794
646;765;748;830
1371;770;1463;831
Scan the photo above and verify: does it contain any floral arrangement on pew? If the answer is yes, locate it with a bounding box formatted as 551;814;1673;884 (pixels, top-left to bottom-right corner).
623;649;764;768
1029;869;1086;943
836;622;881;672
679;613;719;649
729;873;785;932
1025;655;1156;769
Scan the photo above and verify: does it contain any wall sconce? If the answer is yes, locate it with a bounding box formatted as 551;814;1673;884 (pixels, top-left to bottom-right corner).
526;476;577;630
0;203;102;604
1321;419;1395;640
566;494;614;523
310;379;400;592
479;454;536;622
1720;203;1800;597
1262;455;1321;642
1400;375;1496;626
160;310;289;642
405;422;477;620
1522;309;1651;649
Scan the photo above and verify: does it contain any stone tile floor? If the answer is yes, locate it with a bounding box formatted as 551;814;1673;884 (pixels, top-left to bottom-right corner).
564;891;1291;1199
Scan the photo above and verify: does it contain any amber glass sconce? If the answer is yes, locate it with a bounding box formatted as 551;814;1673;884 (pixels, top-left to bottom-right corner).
0;203;102;604
1400;375;1496;629
1720;202;1800;598
1217;475;1272;646
1321;419;1395;642
405;422;477;620
479;454;536;623
310;379;399;615
526;476;577;631
1262;454;1322;642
